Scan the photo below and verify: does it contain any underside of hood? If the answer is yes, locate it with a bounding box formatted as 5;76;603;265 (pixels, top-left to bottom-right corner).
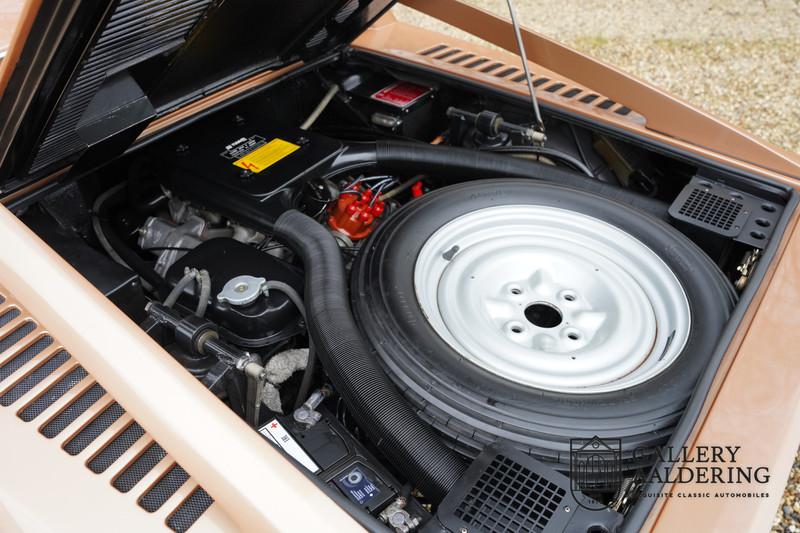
0;0;395;194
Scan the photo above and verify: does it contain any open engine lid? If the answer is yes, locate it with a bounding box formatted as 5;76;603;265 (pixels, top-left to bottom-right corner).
0;0;395;194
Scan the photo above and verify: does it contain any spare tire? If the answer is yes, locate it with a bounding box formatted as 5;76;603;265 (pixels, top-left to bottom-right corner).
351;179;735;470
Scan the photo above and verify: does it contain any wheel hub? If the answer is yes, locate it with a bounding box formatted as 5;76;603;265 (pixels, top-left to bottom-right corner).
413;205;691;394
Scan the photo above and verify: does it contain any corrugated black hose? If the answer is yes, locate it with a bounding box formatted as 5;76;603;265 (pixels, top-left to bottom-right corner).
324;140;669;220
273;210;466;503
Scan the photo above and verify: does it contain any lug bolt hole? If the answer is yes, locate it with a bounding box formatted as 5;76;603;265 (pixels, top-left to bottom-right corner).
510;287;522;295
567;332;580;341
511;325;523;334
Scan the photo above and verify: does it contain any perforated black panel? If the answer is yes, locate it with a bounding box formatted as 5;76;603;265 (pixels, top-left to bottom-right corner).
454;454;566;532
88;422;145;473
40;382;105;438
0;308;20;327
138;465;189;512
113;442;166;493
678;188;743;230
0;322;38;355
63;402;125;455
167;488;214;533
18;365;87;422
0;335;52;383
0;351;69;406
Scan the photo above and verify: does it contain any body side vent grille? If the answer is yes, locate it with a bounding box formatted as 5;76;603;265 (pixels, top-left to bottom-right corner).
0;287;215;531
168;488;215;533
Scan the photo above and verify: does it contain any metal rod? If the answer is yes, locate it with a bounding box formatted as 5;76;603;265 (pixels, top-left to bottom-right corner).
506;0;545;135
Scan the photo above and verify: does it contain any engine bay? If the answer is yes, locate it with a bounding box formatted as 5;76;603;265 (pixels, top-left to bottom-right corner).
18;59;791;532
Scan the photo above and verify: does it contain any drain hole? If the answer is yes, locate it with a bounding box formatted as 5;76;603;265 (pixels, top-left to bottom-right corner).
524;303;562;328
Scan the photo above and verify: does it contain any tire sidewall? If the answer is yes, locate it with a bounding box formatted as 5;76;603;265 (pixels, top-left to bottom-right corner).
352;179;733;457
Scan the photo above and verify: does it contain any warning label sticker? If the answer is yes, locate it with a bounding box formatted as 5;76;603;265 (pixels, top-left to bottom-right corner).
259;419;320;474
232;138;300;173
371;81;432;108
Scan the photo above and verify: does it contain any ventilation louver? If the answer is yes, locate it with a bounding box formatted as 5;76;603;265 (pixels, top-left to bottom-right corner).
29;0;215;173
0;292;213;531
417;44;638;119
668;176;783;247
436;445;622;533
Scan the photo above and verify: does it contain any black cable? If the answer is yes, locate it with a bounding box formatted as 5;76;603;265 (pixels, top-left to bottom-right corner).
480;145;595;178
568;123;592;172
294;343;316;411
92;186;164;291
142;246;194;253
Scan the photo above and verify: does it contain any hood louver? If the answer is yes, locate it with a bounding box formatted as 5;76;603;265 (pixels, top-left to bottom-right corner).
29;0;215;174
419;44;640;122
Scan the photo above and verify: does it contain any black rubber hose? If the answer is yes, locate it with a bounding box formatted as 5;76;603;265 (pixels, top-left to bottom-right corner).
273;210;466;502
324;141;669;220
93;184;164;290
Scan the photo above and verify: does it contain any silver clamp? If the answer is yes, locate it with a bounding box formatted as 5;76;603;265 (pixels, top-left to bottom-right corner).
379;497;421;533
292;388;329;429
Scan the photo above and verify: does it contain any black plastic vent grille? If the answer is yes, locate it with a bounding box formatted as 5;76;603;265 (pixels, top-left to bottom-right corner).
678;189;743;230
0;335;52;383
114;442;167;493
40;382;106;438
88;421;145;473
167;488;214;533
0;351;69;406
64;401;126;455
666;176;783;247
30;0;214;172
455;454;565;532
0;321;37;354
18;365;87;422
139;464;190;512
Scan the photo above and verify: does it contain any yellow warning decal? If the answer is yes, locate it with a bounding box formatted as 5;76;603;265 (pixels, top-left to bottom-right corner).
233;138;300;173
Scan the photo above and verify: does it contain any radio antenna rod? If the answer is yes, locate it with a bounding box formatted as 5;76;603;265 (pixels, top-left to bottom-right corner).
506;0;545;143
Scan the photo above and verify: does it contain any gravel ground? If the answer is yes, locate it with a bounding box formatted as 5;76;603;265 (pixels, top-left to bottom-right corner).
393;1;800;154
394;2;800;530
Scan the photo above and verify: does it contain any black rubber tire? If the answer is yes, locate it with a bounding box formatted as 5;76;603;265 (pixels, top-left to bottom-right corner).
351;179;735;470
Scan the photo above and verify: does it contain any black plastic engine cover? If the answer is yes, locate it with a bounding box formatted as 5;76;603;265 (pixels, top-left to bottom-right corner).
166;238;304;347
149;111;343;231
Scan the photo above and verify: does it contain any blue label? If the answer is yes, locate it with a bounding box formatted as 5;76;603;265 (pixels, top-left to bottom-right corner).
338;466;381;505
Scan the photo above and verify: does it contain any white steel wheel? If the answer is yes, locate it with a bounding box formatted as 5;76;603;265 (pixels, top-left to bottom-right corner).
414;205;691;393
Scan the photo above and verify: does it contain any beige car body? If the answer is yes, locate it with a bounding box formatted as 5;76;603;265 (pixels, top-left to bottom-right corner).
0;1;798;532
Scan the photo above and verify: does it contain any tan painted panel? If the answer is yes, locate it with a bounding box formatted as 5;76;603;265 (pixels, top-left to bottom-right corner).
0;286;236;532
